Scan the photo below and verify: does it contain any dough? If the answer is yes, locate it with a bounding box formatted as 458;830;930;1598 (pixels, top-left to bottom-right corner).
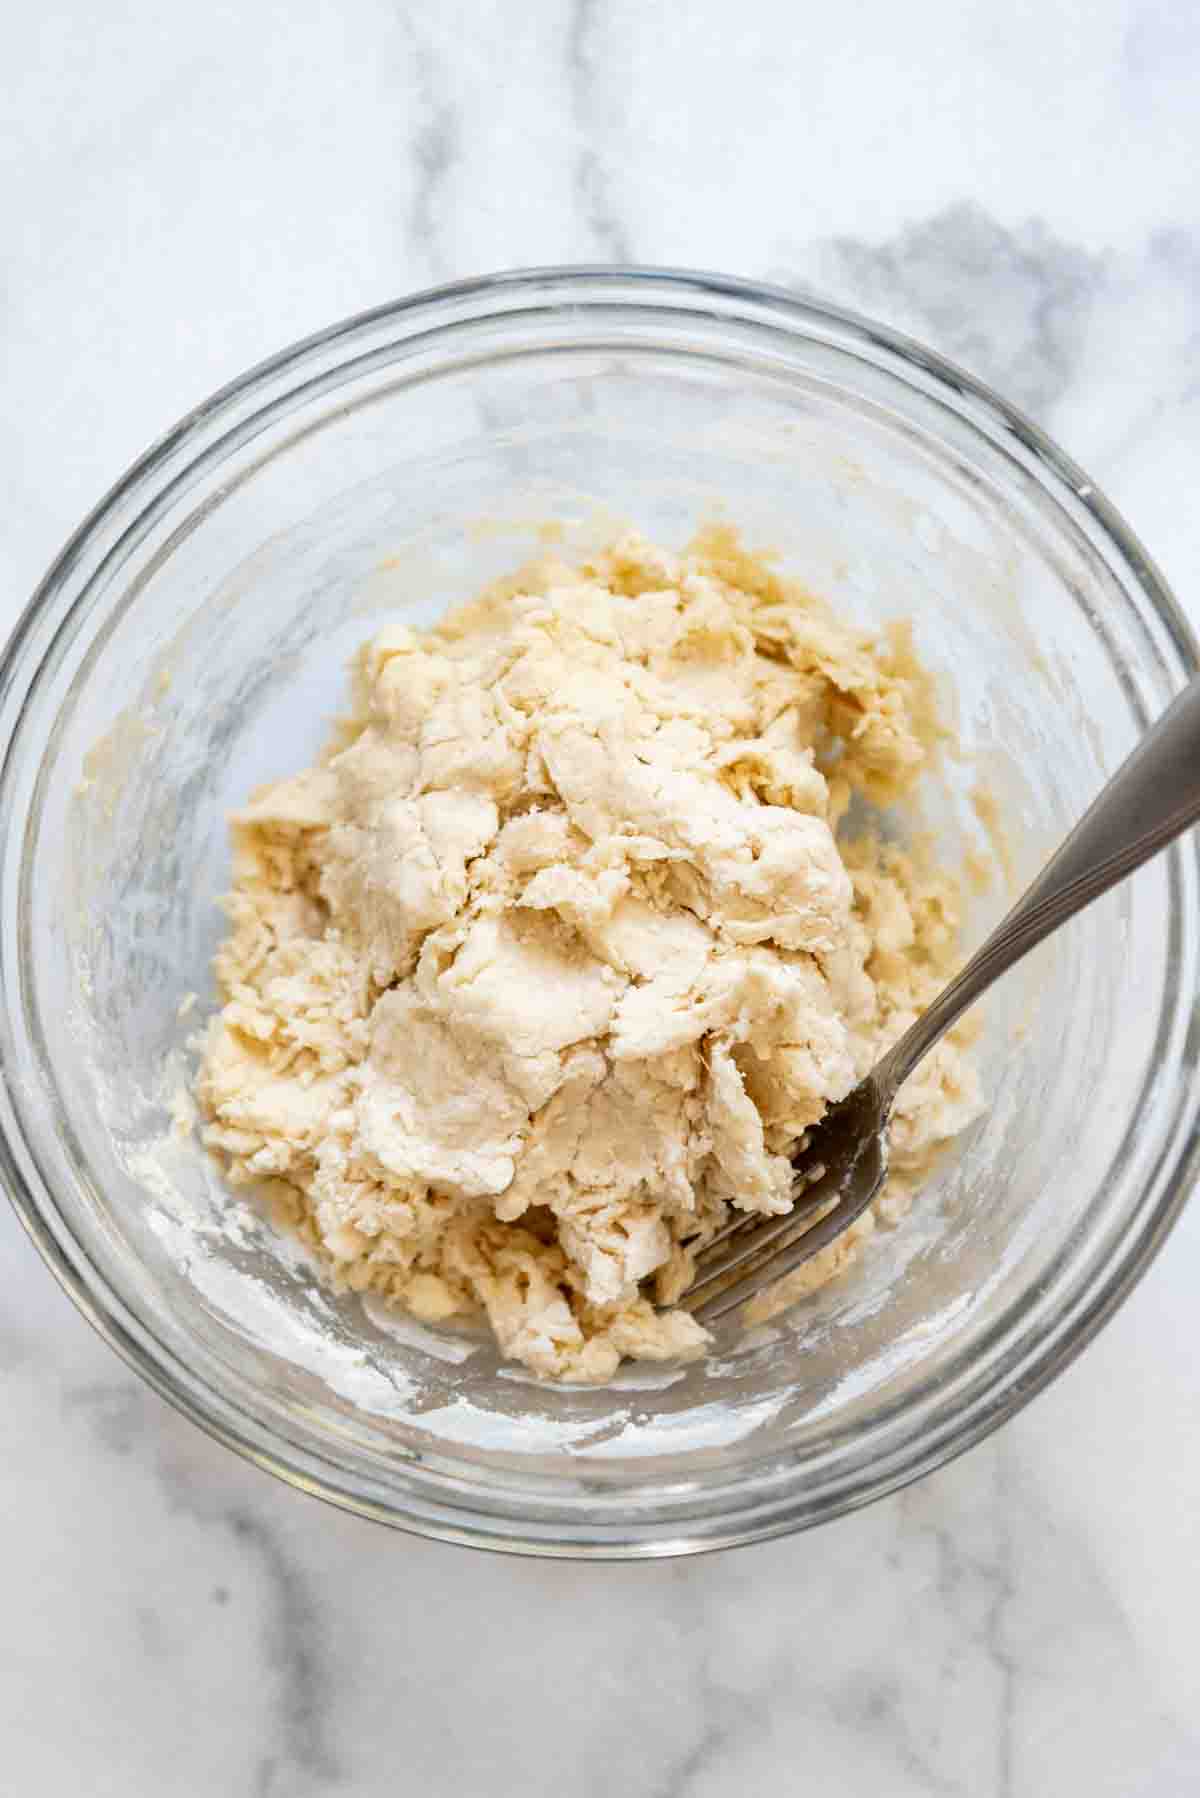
197;528;979;1382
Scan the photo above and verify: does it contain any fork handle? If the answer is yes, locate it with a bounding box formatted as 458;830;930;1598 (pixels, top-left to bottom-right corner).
877;675;1200;1096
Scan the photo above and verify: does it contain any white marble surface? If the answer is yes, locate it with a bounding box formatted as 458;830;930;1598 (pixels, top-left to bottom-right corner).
4;3;1200;1792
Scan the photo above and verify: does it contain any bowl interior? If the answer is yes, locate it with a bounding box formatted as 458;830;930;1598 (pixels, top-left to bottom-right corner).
7;287;1197;1548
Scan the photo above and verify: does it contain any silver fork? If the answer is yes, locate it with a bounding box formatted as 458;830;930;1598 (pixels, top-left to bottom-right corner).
682;676;1200;1326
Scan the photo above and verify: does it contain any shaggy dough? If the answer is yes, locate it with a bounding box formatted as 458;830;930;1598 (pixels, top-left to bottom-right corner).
197;528;979;1381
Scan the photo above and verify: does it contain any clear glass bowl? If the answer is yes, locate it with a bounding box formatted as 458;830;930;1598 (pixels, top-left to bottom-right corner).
2;269;1198;1557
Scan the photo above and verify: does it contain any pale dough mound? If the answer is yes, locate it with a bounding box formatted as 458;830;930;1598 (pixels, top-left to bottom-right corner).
197;529;979;1382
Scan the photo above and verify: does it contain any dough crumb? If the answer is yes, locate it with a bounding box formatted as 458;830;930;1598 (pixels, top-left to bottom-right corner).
196;529;978;1381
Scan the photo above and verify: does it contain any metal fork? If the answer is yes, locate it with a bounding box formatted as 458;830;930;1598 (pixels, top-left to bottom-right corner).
681;676;1200;1326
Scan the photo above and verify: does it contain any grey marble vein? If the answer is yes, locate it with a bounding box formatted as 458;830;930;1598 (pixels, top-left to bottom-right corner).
63;1378;147;1456
60;1373;340;1793
1087;228;1200;475
882;1458;1020;1798
980;1456;1017;1798
780;203;1103;424
400;13;459;282
893;1456;1019;1798
226;1507;341;1796
648;1686;763;1798
833;1675;968;1798
647;1632;780;1798
567;0;635;263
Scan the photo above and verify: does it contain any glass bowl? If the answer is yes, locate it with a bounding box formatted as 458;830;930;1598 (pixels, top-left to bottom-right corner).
2;269;1198;1557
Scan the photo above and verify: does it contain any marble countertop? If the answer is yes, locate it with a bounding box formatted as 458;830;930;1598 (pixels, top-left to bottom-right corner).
4;3;1200;1792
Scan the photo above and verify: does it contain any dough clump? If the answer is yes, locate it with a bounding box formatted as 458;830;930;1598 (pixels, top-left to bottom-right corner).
197;529;978;1381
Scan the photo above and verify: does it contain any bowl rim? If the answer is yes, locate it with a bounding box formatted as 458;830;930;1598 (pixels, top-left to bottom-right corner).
3;263;1199;1558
